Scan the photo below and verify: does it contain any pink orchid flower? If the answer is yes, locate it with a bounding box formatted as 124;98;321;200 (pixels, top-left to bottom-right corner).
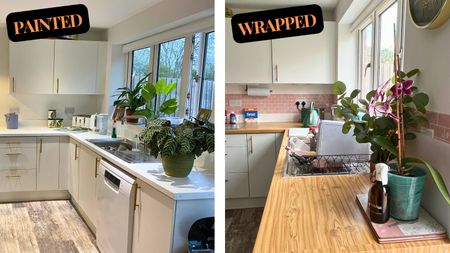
367;80;398;121
390;80;414;98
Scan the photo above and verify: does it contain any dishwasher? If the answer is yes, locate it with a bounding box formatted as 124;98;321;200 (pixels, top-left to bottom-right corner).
96;159;136;253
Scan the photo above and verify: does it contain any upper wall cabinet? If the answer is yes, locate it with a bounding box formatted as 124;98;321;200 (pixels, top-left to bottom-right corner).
225;18;273;84
9;39;106;95
272;21;337;84
9;40;55;94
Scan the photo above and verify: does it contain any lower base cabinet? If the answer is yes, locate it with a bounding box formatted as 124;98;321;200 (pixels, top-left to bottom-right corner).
132;179;214;253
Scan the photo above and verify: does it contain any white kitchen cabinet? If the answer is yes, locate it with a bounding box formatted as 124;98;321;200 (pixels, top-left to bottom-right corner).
37;137;60;191
54;40;99;94
247;134;277;197
78;145;100;227
225;18;273;83
9;40;55;94
133;180;214;253
225;134;249;198
225;172;249;198
0;137;37;192
272;21;337;84
68;139;80;201
59;137;70;190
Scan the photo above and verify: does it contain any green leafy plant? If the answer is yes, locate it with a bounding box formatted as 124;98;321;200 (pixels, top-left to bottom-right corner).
332;69;450;205
140;119;214;158
113;73;179;119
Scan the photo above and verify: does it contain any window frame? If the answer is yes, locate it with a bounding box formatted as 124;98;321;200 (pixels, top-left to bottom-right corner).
356;0;405;95
125;27;214;119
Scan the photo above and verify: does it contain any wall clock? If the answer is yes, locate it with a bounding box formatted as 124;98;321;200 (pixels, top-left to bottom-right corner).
409;0;450;29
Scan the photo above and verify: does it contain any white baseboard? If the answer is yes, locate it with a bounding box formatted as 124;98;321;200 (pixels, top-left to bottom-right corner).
226;197;266;209
0;190;70;203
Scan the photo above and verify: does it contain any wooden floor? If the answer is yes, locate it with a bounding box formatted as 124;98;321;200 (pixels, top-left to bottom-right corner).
225;208;264;253
0;200;98;253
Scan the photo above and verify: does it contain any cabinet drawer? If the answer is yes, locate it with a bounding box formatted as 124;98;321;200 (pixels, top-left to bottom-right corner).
225;147;248;173
225;173;249;199
0;137;36;148
0;169;36;192
225;134;247;147
0;147;37;170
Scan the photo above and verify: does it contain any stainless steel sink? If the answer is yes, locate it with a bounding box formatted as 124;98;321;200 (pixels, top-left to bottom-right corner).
87;139;160;164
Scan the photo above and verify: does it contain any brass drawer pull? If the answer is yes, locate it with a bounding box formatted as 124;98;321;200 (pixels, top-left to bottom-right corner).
6;175;21;178
95;158;100;178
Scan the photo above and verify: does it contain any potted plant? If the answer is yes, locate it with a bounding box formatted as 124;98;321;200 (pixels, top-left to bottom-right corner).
332;67;450;220
140;119;214;177
113;73;179;122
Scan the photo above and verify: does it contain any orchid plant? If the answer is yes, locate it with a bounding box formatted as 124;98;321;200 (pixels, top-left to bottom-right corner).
332;70;450;205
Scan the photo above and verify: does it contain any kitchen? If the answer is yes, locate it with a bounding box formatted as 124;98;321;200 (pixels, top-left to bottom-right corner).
225;0;450;252
0;0;215;252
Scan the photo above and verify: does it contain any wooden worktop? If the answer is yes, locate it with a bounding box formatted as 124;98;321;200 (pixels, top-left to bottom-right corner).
253;130;450;253
225;122;303;134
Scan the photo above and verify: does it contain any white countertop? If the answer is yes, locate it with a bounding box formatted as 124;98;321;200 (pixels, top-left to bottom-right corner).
0;127;214;200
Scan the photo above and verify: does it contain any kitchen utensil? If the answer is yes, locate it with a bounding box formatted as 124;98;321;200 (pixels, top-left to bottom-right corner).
5;113;18;129
96;113;109;135
302;101;320;127
48;110;56;119
48;118;63;128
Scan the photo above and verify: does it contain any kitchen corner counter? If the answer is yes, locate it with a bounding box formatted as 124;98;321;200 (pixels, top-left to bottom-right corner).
225;122;303;134
0;127;214;201
253;130;450;252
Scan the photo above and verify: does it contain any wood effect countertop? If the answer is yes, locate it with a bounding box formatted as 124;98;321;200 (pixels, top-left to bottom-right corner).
253;130;450;253
225;122;303;134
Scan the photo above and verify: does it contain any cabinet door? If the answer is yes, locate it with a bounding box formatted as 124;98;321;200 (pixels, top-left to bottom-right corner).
225;172;249;198
78;145;99;227
272;21;336;84
54;40;98;94
225;18;273;83
68;139;80;201
9;40;55;94
133;181;174;253
59;137;70;190
37;137;60;191
225;147;248;173
248;134;277;197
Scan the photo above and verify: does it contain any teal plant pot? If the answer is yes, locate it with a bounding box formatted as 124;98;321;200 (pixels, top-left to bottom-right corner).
388;166;427;221
161;153;195;178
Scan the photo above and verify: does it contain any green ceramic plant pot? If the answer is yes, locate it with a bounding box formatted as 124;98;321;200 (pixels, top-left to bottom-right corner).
161;153;195;177
388;165;426;221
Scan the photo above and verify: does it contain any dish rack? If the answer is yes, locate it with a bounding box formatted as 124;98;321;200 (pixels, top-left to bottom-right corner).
285;151;371;177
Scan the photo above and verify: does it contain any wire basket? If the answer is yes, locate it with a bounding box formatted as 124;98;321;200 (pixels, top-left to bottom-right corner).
286;152;371;177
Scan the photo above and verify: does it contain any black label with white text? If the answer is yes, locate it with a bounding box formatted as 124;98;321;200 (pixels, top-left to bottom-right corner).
231;5;324;43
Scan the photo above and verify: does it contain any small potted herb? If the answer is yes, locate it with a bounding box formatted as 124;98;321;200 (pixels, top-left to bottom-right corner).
140;119;214;177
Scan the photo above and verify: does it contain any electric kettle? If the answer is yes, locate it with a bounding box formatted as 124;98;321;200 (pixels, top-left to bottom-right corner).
302;101;320;127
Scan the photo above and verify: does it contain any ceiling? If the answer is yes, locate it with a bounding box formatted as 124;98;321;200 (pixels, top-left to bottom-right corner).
0;0;163;28
226;0;339;11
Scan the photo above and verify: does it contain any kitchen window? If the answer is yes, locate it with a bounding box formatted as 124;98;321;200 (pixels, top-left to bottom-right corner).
357;0;404;97
127;31;214;120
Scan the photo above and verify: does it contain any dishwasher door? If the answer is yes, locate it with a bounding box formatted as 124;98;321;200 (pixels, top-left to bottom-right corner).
96;159;136;253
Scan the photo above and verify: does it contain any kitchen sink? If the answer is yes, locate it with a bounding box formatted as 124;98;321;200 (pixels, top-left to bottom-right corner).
87;139;160;164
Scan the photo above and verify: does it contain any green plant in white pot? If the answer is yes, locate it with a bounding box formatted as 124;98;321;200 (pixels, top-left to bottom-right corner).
140;119;214;177
332;63;450;220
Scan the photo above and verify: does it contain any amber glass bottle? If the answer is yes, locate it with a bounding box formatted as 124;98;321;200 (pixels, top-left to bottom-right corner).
368;163;390;224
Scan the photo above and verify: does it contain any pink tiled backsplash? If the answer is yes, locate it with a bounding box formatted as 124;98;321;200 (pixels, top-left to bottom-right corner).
225;94;337;113
426;111;450;144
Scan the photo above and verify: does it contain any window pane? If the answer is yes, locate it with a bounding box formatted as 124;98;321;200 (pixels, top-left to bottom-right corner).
186;33;203;117
360;23;373;96
156;38;186;116
131;48;151;86
377;2;397;85
200;32;215;111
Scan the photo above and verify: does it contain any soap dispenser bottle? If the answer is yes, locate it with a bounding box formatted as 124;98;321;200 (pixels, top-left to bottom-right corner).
368;163;390;223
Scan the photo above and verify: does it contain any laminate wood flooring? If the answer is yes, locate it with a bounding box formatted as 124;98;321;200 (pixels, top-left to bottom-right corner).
225;208;264;253
0;200;98;253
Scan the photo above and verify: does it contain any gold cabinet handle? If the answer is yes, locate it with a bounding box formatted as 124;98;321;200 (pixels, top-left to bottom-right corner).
275;64;279;82
6;175;21;178
12;78;16;93
56;78;60;94
39;138;43;154
250;136;253;154
95;157;100;178
134;186;141;210
75;144;79;160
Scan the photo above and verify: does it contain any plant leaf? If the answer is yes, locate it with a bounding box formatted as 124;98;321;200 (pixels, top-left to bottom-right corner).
366;90;376;101
142;83;156;101
359;99;368;106
163;82;177;95
159;99;178;115
413;93;429;108
350;89;361;99
404;132;416;140
404;157;450;205
332;81;347;95
406;69;419;77
372;136;398;156
342;121;352;134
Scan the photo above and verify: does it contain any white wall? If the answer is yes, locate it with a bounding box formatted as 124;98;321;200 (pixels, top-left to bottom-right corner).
0;28;101;128
403;10;450;233
108;0;214;45
336;24;357;91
